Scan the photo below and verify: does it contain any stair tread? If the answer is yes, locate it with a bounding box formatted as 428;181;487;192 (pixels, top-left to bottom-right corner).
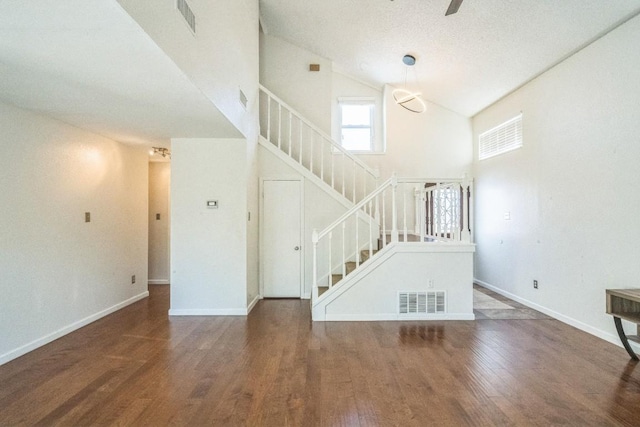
329;248;380;288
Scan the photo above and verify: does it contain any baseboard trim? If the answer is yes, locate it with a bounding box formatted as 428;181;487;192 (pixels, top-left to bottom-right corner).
247;295;261;314
323;313;475;321
148;280;169;285
0;291;149;366
168;308;248;316
474;278;638;351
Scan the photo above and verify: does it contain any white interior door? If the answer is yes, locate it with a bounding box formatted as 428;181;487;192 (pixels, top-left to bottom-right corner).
262;179;302;298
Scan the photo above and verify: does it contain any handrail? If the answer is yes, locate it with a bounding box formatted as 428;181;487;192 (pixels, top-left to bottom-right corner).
312;175;473;300
314;176;469;242
315;176;395;242
259;85;379;180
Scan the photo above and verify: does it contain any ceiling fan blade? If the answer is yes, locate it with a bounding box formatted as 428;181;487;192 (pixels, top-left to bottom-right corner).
445;0;463;16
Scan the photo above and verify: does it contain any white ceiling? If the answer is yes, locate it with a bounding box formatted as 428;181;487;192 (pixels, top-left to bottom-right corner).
1;0;638;146
260;0;640;116
0;0;241;148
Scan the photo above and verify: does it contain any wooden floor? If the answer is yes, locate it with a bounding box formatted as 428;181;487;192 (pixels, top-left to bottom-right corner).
1;287;640;426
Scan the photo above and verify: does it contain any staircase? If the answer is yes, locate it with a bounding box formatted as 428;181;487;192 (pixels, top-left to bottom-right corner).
259;85;476;321
259;85;379;209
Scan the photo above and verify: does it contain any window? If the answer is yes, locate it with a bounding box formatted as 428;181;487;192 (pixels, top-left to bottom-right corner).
479;113;523;160
339;100;374;152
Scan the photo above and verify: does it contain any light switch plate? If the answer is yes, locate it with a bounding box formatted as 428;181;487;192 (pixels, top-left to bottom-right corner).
85;212;91;222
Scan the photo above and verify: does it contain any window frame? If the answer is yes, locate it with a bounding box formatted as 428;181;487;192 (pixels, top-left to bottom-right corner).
478;113;523;160
338;98;375;153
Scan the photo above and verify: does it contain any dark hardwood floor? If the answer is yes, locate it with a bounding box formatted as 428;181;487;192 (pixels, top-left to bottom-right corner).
1;286;640;426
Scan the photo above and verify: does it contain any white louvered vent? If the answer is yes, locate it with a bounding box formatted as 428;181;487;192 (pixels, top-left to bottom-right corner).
176;0;196;34
479;113;523;160
239;89;248;109
398;291;446;315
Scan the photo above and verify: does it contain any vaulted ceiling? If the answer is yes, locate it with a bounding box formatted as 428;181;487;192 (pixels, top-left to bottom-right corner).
0;0;240;147
0;1;638;148
260;0;640;116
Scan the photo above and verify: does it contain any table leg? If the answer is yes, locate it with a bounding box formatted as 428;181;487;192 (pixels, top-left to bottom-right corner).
614;316;639;361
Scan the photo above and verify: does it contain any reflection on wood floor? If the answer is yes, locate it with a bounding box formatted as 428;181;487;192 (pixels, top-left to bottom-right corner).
1;285;639;426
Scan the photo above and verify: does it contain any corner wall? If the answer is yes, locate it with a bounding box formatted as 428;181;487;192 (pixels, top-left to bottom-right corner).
0;102;149;365
170;138;249;314
472;14;640;345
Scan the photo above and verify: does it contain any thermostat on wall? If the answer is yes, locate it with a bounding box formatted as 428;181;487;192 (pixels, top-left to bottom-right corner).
207;200;219;209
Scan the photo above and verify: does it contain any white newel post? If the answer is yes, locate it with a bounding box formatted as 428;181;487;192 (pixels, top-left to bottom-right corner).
468;179;474;243
414;186;421;235
312;229;319;299
461;178;471;242
391;174;399;243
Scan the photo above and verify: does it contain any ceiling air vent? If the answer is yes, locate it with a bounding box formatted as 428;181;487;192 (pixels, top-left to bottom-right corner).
399;291;446;315
176;0;196;34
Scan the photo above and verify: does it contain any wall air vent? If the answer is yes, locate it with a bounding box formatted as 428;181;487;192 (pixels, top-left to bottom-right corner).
239;89;248;109
176;0;196;34
399;291;446;315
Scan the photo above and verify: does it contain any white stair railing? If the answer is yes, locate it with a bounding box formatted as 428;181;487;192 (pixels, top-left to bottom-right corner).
259;85;379;206
312;175;473;300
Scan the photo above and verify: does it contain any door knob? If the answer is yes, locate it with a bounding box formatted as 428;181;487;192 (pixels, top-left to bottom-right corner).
294;246;300;251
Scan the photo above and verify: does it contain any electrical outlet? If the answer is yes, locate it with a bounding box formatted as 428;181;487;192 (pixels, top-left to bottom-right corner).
85;212;91;223
533;279;538;289
428;279;434;289
132;275;136;284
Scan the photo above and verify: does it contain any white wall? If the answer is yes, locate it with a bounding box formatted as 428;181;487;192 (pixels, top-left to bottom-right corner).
260;34;472;182
0;102;148;365
318;245;475;321
148;161;171;284
331;71;385;153
260;33;333;133
117;0;261;309
170;138;249;314
259;144;357;297
472;14;640;344
246;130;260;307
116;0;259;140
359;87;473;180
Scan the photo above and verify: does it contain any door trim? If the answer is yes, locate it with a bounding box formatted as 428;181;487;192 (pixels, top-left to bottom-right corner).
259;176;305;299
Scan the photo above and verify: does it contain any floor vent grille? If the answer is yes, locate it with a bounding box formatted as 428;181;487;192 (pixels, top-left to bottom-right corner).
176;0;196;34
399;291;446;315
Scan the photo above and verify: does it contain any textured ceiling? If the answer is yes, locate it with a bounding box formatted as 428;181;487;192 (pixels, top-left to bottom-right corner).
0;0;240;147
260;0;640;116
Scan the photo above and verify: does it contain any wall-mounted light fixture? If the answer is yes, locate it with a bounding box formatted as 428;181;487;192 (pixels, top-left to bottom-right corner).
150;147;171;158
392;54;426;114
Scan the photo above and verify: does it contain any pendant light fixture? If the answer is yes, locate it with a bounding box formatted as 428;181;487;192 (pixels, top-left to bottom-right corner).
392;54;426;114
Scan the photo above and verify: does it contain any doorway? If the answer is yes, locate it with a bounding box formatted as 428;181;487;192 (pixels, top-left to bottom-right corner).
261;179;303;298
148;161;171;286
